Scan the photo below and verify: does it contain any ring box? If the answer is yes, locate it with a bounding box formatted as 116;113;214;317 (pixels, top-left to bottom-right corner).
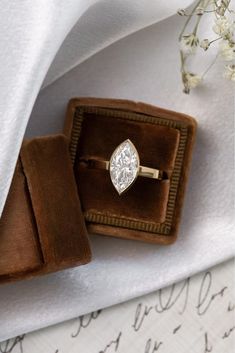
64;98;197;244
0;135;91;284
0;98;196;284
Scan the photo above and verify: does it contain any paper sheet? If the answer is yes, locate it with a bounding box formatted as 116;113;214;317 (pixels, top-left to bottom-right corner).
1;259;234;353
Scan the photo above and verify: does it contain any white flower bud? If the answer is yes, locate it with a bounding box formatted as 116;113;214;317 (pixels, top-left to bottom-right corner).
200;39;210;51
196;7;204;16
180;34;199;55
183;72;202;93
177;9;186;16
219;40;235;61
213;16;235;39
223;64;235;81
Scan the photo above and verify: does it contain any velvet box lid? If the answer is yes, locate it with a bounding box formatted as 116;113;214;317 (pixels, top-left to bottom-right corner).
0;135;91;285
64;97;197;244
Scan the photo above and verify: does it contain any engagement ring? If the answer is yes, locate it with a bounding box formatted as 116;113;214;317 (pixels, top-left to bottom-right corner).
80;139;164;195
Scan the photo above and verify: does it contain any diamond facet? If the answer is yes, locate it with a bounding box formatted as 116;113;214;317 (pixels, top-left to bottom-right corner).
109;139;139;195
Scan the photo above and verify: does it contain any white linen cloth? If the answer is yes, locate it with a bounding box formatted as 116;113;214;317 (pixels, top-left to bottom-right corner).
0;0;234;342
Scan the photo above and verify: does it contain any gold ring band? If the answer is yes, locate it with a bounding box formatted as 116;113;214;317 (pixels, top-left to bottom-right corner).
84;159;163;180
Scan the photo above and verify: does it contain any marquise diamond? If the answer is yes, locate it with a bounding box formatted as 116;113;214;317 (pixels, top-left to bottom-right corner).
109;139;139;195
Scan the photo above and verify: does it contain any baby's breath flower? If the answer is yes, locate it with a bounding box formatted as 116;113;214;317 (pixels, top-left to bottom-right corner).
216;0;231;16
178;0;235;93
223;64;235;80
216;6;226;16
182;72;202;93
177;8;186;16
180;33;199;54
196;7;204;16
200;39;210;50
222;0;231;6
213;16;235;39
219;40;235;60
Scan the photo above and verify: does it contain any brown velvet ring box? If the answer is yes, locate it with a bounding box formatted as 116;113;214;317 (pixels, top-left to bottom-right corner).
0;135;91;284
64;98;197;244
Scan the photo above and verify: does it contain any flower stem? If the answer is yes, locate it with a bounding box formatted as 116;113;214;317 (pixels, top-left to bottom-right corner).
179;0;203;40
193;0;211;34
202;53;219;78
209;36;223;45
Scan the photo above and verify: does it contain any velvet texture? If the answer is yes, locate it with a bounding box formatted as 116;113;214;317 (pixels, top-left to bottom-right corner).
0;135;91;284
76;114;179;223
65;98;197;244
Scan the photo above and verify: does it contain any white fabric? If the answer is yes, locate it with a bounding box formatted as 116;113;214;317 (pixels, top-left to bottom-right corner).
0;0;192;216
0;0;234;342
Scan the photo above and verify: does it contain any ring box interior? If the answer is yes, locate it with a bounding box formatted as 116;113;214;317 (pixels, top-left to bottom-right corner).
64;98;197;244
0;135;91;285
